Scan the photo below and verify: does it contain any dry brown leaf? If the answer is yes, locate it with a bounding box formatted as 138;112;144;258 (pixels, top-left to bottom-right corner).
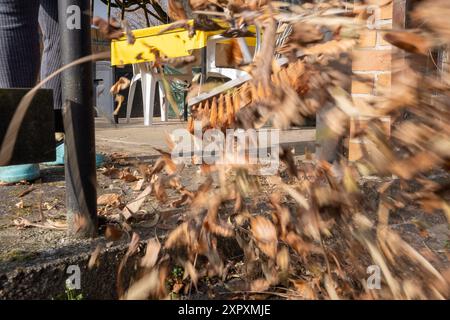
141;238;161;269
227;39;244;66
153;148;178;175
291;280;317;299
168;0;187;21
110;77;131;95
114;95;125;115
92;16;123;40
122;269;159;300
276;247;290;272
105;224;123;241
189;0;211;10
250;278;270;292
383;31;432;55
170;194;190;208
97;193;121;207
120;172;138;183
251;216;278;259
183;260;198;288
122;186;152;220
117;233;140;296
102;167;122;179
88;244;103;270
154;176;168;203
164;222;190;249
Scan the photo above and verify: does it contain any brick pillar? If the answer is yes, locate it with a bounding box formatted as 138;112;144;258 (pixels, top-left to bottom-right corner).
349;1;393;161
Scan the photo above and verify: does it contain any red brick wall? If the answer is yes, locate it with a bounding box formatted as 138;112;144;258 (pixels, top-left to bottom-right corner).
349;1;393;161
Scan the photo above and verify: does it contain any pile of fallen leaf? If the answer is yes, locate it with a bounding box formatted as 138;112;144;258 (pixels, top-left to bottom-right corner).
97;0;450;300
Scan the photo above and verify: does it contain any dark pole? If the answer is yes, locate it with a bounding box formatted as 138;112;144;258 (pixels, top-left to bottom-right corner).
58;0;98;238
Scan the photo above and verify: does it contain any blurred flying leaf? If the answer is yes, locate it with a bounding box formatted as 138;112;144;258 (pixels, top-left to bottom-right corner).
93;16;123;40
251;216;278;259
110;77;131;95
168;0;188;21
141;238;161;269
383;31;432;55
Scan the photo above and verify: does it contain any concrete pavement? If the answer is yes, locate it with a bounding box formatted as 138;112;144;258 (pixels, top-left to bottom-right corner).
95;117;316;158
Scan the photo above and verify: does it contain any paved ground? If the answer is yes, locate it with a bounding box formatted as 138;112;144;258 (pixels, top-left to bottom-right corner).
95;118;185;156
95;117;316;157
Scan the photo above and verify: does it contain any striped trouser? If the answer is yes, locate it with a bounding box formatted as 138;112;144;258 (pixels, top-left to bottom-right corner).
0;0;63;131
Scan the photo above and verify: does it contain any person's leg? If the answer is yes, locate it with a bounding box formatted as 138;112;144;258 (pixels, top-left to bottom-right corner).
0;0;41;183
39;0;64;133
0;0;40;88
39;0;105;168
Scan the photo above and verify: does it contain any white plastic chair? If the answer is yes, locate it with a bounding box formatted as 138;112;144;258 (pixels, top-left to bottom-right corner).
127;30;262;126
126;63;166;125
188;28;262;108
205;35;256;80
